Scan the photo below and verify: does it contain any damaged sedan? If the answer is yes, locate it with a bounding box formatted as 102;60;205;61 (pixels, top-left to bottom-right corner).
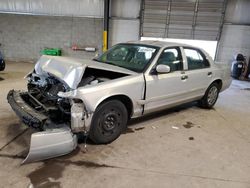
7;41;231;163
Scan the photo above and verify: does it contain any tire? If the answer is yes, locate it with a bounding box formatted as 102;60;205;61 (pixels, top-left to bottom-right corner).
0;60;5;71
199;83;220;109
89;100;128;144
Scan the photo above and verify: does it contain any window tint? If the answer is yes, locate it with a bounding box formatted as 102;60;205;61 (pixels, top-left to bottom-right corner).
157;48;183;72
184;48;209;70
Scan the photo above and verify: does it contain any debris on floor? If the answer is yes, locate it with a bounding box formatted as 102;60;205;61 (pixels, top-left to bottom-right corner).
125;128;135;133
125;127;145;134
151;126;157;129
183;121;194;129
171;126;179;130
189;137;194;140
134;127;145;131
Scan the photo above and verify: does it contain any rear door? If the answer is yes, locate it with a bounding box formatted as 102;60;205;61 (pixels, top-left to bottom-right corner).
182;47;213;97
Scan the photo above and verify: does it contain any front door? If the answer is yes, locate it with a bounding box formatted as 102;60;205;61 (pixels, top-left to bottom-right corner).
143;47;191;114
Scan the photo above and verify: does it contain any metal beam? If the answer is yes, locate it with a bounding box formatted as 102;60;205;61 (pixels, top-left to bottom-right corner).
103;0;110;52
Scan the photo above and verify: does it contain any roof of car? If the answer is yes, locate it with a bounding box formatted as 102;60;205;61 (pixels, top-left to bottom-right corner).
126;40;195;48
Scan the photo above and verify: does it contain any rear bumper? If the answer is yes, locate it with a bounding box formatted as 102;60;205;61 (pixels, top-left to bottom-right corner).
7;90;48;129
221;78;232;92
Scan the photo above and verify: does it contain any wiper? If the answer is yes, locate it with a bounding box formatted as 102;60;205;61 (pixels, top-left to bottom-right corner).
93;58;125;69
93;58;103;63
105;61;125;68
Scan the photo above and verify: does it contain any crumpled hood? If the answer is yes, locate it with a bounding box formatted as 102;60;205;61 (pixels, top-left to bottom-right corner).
34;55;136;89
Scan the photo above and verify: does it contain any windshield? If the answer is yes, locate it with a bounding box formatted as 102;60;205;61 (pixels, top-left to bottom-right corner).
94;44;159;72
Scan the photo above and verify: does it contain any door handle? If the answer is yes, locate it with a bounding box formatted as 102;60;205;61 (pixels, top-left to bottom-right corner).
208;72;212;76
181;75;188;80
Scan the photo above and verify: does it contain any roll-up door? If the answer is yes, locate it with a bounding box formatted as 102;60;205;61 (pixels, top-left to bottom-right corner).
141;0;227;41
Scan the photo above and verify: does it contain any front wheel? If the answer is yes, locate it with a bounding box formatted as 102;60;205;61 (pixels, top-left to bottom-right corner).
199;83;220;109
89;100;128;144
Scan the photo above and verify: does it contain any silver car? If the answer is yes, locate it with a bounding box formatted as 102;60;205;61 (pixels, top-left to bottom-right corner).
7;41;231;163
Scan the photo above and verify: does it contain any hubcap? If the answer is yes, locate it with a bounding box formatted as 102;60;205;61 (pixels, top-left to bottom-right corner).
207;86;218;105
103;114;117;131
99;108;122;136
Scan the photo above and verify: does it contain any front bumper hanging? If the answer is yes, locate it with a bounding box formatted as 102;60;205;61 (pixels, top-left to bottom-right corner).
23;126;77;164
7;90;48;129
7;90;78;163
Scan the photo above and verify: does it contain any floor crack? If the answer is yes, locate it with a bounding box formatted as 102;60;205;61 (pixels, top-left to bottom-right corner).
0;128;28;151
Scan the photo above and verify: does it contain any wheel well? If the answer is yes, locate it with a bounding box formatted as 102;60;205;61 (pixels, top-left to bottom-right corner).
212;79;222;90
99;95;133;119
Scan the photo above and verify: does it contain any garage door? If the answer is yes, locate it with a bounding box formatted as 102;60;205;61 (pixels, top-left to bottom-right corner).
141;0;227;41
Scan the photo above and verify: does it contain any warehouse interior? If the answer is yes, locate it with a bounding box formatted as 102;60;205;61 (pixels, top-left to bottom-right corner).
0;0;250;187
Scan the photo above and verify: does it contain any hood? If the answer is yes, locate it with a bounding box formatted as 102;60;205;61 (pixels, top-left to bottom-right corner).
34;55;137;89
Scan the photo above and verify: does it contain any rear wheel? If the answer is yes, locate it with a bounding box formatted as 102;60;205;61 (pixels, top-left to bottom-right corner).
89;100;128;144
0;60;5;71
199;83;219;109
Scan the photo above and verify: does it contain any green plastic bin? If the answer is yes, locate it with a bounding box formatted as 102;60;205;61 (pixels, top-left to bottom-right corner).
42;48;62;56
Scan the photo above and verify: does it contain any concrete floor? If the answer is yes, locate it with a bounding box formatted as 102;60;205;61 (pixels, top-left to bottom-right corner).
0;62;250;188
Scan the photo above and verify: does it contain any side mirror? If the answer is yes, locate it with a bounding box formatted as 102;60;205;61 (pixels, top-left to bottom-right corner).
156;64;171;74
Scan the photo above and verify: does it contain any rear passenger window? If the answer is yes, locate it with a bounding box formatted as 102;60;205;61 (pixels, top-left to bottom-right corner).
184;48;209;70
157;48;183;72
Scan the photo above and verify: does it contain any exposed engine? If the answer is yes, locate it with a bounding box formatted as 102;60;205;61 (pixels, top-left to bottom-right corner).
77;67;127;87
26;72;71;123
27;73;67;105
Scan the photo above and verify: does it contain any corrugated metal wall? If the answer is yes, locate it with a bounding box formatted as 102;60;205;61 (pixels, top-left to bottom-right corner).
0;0;103;18
141;0;227;41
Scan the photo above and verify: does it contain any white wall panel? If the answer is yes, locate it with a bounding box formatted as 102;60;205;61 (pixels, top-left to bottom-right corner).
109;19;140;46
109;0;141;47
225;0;250;24
216;25;250;63
0;0;103;18
216;0;250;63
111;0;141;18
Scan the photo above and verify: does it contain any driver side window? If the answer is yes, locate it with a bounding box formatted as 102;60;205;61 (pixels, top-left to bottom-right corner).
157;48;183;72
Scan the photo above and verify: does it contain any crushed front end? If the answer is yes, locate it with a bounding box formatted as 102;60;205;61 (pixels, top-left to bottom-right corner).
7;70;82;163
7;55;129;163
7;70;74;128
